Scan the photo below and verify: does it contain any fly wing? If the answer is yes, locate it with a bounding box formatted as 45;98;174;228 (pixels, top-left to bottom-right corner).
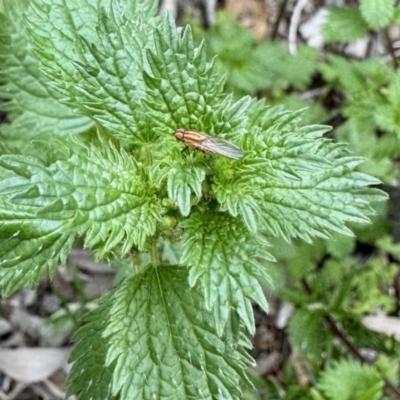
201;134;244;160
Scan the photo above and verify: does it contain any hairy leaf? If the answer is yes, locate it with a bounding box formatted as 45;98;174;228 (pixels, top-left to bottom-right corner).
166;163;205;216
0;210;75;296
144;15;252;142
67;295;115;400
104;265;253;400
213;104;387;242
144;14;224;131
26;0;160;146
181;212;273;334
0;138;162;295
0;0;92;139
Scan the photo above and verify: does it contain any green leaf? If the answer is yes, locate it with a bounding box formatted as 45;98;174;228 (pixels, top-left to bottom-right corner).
317;359;384;400
190;12;318;95
144;14;252;146
67;295;115;400
166;163;205;216
0;137;163;295
129;0;158;18
394;5;400;24
144;14;225;131
0;212;75;296
196;12;270;95
0;0;92;139
326;233;355;260
360;0;395;29
214;105;387;242
320;56;392;96
26;0;159;146
288;308;326;361
181;211;273;334
322;7;369;43
271;94;327;125
104;265;253;400
375;70;400;136
266;44;318;90
345;256;397;314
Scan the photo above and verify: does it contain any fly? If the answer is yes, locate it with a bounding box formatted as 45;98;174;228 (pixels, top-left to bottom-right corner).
174;128;244;160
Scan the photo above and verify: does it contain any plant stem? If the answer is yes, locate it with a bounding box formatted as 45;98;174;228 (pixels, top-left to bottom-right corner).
150;239;160;267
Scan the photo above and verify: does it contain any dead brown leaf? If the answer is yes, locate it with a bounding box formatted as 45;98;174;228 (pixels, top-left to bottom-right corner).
225;0;269;41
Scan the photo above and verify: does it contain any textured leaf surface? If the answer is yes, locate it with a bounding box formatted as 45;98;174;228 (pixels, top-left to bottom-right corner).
27;0;159;146
143;16;254;209
0;210;75;296
0;0;92;139
67;295;115;400
0;138;162;295
100;11;386;246
15;1;387;247
143;15;251;139
103;265;253;400
165;162;205;216
181;212;273;334
213;104;387;242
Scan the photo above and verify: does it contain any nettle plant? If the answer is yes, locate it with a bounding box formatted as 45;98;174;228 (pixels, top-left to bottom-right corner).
0;0;387;399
